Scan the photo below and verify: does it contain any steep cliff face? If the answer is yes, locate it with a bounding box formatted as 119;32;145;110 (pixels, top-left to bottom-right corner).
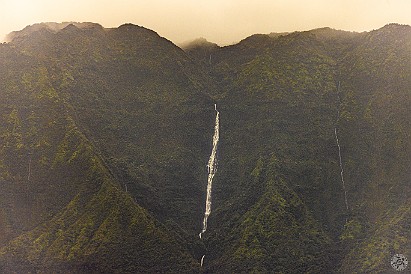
0;24;211;272
187;23;410;272
0;23;409;273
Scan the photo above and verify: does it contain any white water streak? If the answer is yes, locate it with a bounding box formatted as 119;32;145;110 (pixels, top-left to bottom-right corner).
199;104;219;239
27;155;32;183
335;80;349;212
335;128;349;211
200;255;205;267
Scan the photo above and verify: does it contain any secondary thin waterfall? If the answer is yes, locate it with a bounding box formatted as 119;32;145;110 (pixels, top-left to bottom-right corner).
335;80;349;212
335;128;349;211
200;255;205;267
199;104;219;239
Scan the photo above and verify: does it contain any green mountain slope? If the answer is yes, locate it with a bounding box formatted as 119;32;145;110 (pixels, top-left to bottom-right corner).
8;23;219;235
0;23;409;273
186;24;410;272
335;23;411;273
0;25;208;272
207;156;332;273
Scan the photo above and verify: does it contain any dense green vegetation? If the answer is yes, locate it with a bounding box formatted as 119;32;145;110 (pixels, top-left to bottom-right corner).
0;22;409;273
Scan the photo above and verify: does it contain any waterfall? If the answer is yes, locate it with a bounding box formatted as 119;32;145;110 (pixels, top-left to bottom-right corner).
199;104;219;239
200;255;205;267
335;128;349;211
27;153;32;183
335;80;349;212
26;152;32;199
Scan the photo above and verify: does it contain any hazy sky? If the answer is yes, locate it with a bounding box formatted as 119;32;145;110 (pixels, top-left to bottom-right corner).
1;0;411;45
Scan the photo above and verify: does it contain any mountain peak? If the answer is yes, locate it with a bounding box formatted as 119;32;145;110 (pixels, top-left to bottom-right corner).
180;37;219;51
368;23;411;43
382;22;410;29
115;23;161;39
5;22;104;42
237;34;274;48
61;23;80;32
370;23;411;35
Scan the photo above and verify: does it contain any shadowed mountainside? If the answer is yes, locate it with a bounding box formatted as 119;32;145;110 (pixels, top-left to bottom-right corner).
0;23;409;273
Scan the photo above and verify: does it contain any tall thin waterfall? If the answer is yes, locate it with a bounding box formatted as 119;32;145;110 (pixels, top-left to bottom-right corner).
199;104;219;240
335;128;349;211
335;80;349;212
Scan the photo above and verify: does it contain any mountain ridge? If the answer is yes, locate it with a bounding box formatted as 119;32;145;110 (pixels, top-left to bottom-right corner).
0;22;409;273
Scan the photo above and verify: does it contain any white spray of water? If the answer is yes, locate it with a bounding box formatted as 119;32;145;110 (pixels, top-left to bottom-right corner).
26;152;32;199
200;255;205;267
199;104;219;239
335;128;348;211
335;80;349;212
27;153;32;183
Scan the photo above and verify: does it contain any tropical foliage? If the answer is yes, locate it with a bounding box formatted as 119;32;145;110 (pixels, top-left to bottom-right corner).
0;23;409;273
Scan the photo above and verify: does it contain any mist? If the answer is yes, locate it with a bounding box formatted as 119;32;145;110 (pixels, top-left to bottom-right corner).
1;0;411;45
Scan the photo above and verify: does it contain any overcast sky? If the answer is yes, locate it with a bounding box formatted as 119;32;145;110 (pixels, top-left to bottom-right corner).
1;0;410;45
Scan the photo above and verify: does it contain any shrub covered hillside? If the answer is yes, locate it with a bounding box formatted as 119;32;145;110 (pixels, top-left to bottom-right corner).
188;23;410;273
0;22;410;273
